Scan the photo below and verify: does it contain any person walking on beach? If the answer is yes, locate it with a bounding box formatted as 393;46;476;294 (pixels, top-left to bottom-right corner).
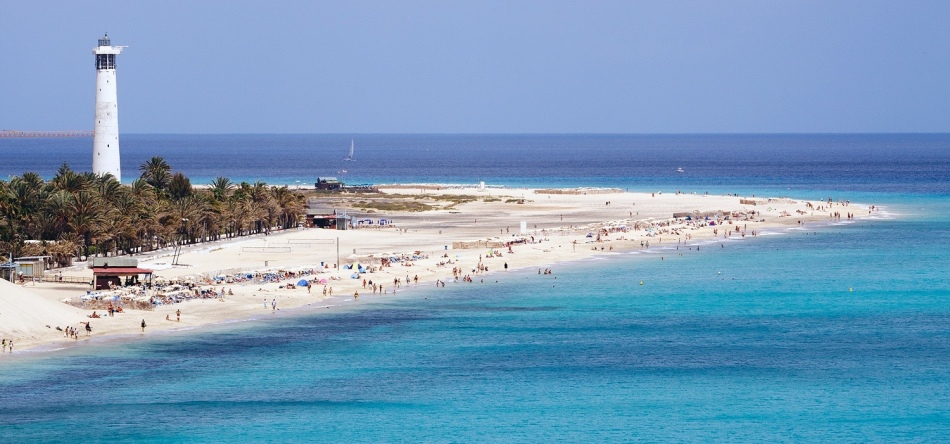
354;291;359;300
176;309;181;322
141;319;147;332
85;322;92;336
271;298;277;311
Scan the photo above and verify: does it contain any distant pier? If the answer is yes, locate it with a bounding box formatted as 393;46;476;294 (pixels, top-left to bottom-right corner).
0;130;94;138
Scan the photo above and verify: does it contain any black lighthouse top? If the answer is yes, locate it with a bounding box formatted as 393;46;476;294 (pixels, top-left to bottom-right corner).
98;34;111;47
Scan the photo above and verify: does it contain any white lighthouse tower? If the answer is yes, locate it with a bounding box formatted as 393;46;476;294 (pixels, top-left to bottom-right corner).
92;34;125;182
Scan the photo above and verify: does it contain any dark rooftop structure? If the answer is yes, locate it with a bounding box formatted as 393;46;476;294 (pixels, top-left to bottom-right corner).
315;177;342;191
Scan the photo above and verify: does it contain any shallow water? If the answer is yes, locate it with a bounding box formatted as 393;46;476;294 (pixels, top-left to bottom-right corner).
1;134;949;441
2;199;949;441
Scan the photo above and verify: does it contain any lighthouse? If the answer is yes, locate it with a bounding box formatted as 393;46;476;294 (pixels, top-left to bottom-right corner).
92;34;125;182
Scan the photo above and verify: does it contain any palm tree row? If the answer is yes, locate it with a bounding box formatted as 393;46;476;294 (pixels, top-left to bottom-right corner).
0;157;306;267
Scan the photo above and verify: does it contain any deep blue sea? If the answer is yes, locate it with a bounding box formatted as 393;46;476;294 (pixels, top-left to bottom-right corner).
3;133;950;195
1;134;949;442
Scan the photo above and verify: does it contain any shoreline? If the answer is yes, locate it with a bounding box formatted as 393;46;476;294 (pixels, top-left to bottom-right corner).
0;186;884;357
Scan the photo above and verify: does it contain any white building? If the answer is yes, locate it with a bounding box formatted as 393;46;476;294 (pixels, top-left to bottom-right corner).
92;34;126;182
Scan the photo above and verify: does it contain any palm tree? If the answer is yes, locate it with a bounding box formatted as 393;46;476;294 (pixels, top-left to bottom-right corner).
51;163;88;193
167;172;193;201
140;156;172;192
20;172;45;190
95;174;124;205
0;180;17;251
6;177;40;239
44;190;73;239
209;176;233;202
3;166;310;265
272;186;305;229
68;191;104;258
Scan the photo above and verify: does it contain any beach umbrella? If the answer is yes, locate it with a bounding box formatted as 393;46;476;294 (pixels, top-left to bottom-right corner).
297;279;308;286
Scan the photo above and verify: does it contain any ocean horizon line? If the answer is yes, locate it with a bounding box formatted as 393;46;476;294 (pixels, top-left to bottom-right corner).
111;131;950;136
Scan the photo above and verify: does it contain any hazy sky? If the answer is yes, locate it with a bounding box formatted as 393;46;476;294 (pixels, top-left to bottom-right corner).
2;1;948;133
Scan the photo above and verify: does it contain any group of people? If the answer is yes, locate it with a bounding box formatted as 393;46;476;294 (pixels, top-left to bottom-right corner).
830;211;855;220
360;279;386;295
56;322;92;339
1;338;12;353
88;304;124;318
148;286;233;306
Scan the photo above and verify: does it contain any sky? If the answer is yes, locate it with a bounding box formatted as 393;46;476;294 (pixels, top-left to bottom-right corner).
1;0;949;134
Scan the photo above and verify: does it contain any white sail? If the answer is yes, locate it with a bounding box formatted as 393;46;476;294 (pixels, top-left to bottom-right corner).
344;140;355;161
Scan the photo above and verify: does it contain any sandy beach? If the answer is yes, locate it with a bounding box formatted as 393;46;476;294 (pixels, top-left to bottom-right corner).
0;187;872;354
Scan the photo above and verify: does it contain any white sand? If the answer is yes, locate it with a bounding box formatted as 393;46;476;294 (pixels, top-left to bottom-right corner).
0;279;88;346
0;188;871;354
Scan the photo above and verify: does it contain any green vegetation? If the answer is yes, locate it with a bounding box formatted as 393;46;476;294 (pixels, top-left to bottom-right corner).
0;158;306;265
383;193;478;204
353;192;484;211
432;194;480;204
354;200;435;212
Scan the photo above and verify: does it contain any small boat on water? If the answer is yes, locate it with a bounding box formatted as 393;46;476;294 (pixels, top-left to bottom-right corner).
344;140;355;161
676;167;684;173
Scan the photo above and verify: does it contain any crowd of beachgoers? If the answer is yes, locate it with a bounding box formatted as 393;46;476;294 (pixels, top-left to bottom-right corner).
1;188;878;353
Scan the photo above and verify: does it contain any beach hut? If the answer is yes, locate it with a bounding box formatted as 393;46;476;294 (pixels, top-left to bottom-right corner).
92;266;154;290
13;256;50;278
0;260;17;282
314;177;343;191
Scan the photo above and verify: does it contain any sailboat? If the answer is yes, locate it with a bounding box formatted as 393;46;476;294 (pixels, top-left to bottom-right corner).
344;140;355;161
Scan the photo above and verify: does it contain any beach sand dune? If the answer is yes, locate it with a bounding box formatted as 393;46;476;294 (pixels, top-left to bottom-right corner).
0;279;88;341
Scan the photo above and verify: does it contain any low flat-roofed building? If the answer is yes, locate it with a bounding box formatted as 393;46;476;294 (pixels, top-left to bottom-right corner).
91;266;154;290
89;257;154;290
305;207;351;230
0;261;17;282
13;256;51;278
315;177;343;191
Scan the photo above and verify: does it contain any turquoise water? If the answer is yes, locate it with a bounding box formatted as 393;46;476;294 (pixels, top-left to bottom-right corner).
1;135;949;441
2;197;948;441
